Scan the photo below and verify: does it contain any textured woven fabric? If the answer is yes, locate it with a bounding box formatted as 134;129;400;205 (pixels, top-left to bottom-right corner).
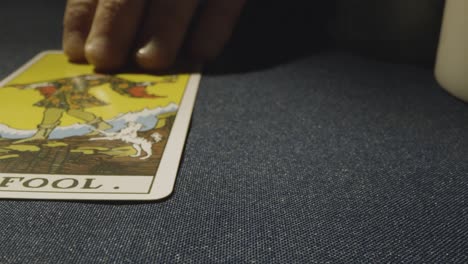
0;1;467;263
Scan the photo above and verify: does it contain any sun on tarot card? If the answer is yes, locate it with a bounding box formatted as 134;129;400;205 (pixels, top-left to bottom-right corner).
0;51;200;200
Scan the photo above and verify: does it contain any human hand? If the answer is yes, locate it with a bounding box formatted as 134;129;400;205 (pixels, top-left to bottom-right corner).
63;0;246;71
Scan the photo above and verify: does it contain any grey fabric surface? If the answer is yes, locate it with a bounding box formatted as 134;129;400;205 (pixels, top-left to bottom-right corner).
1;1;467;263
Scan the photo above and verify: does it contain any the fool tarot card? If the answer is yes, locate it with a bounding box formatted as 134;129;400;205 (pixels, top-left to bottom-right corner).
0;51;200;200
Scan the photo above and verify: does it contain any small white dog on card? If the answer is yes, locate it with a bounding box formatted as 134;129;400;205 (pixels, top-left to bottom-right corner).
90;122;162;160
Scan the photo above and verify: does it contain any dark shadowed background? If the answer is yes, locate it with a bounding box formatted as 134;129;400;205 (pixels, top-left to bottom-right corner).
1;1;467;263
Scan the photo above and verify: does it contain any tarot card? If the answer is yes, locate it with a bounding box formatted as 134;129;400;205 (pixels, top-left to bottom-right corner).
0;51;200;200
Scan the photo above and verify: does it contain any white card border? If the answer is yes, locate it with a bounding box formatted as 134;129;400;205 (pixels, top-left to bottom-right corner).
0;50;201;200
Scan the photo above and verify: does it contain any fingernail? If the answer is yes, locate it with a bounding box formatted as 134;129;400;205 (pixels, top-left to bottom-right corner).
85;37;108;63
136;39;172;71
137;40;157;57
85;37;122;71
63;32;86;62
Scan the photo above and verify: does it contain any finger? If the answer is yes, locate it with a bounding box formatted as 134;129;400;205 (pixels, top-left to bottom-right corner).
189;0;246;60
85;0;146;71
63;0;98;62
135;0;199;71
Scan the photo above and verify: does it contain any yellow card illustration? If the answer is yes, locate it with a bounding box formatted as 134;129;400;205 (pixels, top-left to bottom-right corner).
0;51;201;200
